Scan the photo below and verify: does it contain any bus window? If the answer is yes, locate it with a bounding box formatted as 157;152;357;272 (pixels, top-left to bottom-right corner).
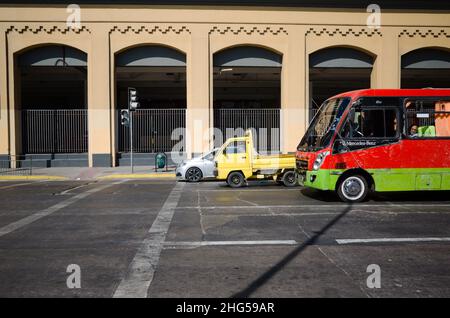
405;99;450;138
340;108;399;139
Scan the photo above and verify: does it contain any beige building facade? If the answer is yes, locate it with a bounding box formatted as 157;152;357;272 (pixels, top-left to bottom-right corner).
1;3;449;167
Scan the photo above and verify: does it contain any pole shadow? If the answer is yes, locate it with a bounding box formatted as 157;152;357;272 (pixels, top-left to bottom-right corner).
231;203;353;298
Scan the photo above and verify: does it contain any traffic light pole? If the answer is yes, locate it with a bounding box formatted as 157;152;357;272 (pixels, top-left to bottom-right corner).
130;109;134;174
127;87;139;174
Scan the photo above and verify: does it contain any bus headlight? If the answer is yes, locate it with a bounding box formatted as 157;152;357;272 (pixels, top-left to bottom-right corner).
313;151;330;171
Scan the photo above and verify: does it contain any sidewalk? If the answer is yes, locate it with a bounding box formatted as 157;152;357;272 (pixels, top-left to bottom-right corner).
0;166;177;181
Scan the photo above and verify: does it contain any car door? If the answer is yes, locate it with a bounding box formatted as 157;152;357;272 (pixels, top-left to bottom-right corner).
201;150;216;177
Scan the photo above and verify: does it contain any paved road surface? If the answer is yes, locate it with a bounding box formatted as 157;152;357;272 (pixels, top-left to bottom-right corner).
0;180;449;297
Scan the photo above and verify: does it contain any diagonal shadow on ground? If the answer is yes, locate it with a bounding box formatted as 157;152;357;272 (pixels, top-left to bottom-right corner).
232;203;353;298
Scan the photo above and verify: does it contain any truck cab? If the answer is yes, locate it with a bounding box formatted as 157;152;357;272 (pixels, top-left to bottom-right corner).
214;130;297;188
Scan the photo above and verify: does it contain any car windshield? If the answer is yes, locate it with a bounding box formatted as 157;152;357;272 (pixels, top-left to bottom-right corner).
202;150;217;161
298;98;350;151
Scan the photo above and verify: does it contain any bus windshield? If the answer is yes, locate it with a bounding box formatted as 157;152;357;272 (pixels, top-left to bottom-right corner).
298;98;350;151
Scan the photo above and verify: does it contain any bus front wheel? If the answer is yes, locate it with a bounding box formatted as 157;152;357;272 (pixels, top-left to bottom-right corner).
337;174;369;203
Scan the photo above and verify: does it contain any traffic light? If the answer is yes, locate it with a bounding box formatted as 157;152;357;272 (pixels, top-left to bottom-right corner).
120;109;129;126
128;87;140;110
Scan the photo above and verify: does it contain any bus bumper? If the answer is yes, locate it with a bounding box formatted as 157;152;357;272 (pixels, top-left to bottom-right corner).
303;170;339;191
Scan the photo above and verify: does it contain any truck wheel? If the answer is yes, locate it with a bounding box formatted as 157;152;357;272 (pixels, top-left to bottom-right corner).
227;171;245;188
337;174;369;203
282;171;297;187
185;167;203;182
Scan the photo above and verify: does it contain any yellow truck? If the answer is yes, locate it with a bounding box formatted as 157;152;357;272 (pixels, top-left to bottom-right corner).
213;130;297;188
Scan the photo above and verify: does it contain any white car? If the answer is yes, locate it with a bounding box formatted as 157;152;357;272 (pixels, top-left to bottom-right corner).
175;149;219;182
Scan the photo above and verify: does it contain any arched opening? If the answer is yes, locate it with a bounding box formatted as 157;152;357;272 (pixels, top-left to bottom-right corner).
115;45;186;165
309;47;374;121
17;45;88;166
401;48;450;88
213;46;282;153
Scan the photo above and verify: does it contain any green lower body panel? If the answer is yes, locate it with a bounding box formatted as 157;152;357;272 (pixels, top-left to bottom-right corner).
304;170;339;191
302;168;450;192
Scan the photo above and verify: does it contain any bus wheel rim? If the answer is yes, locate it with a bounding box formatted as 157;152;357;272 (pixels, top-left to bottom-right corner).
342;177;364;200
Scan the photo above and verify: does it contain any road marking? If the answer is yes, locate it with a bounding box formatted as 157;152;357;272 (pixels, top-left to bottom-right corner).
0;175;67;181
113;182;184;298
197;189;300;192
176;204;450;210
56;182;95;195
0;181;125;238
336;237;450;245
0;180;46;190
164;240;298;249
98;174;175;180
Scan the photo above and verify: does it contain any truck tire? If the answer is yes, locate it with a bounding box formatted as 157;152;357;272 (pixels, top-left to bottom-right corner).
227;171;245;188
282;170;297;187
337;174;369;203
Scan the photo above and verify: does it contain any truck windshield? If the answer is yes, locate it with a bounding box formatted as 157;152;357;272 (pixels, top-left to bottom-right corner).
298;98;350;151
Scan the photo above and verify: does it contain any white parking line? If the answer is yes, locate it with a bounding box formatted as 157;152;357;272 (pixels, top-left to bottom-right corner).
176;204;450;210
336;237;450;245
113;182;185;298
164;240;298;249
0;181;125;238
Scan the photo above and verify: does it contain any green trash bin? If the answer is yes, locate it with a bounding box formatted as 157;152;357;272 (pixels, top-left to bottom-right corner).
155;152;167;169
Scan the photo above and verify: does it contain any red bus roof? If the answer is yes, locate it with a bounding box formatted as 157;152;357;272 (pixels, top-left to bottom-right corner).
331;88;450;100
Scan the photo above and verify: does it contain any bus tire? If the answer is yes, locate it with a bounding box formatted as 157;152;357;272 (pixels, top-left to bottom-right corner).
227;171;246;188
337;174;369;203
282;171;297;187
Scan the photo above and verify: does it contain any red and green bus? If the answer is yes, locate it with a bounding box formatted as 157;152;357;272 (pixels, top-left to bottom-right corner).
296;89;450;202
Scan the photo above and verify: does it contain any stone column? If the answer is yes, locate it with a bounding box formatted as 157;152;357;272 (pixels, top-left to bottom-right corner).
281;26;307;154
87;25;112;167
0;25;9;161
371;29;401;89
186;25;211;158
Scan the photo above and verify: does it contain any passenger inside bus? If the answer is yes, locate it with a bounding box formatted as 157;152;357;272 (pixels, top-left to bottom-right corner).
409;124;419;137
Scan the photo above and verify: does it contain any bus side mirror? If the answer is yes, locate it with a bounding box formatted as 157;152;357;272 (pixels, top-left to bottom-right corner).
333;139;348;154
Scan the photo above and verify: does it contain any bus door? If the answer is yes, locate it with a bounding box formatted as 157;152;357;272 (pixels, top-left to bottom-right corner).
334;99;404;191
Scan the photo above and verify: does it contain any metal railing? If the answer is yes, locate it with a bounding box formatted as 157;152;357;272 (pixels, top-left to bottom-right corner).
213;108;281;152
118;109;186;153
0;155;32;176
22;109;88;153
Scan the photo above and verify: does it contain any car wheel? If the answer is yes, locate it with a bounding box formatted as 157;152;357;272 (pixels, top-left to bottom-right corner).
282;171;297;187
337;174;369;203
185;167;203;182
227;171;245;188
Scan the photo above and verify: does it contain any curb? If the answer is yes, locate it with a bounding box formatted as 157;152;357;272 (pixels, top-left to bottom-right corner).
97;173;176;180
0;175;68;181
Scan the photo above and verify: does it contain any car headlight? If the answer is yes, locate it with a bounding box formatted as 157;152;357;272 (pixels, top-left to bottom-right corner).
313;151;330;171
